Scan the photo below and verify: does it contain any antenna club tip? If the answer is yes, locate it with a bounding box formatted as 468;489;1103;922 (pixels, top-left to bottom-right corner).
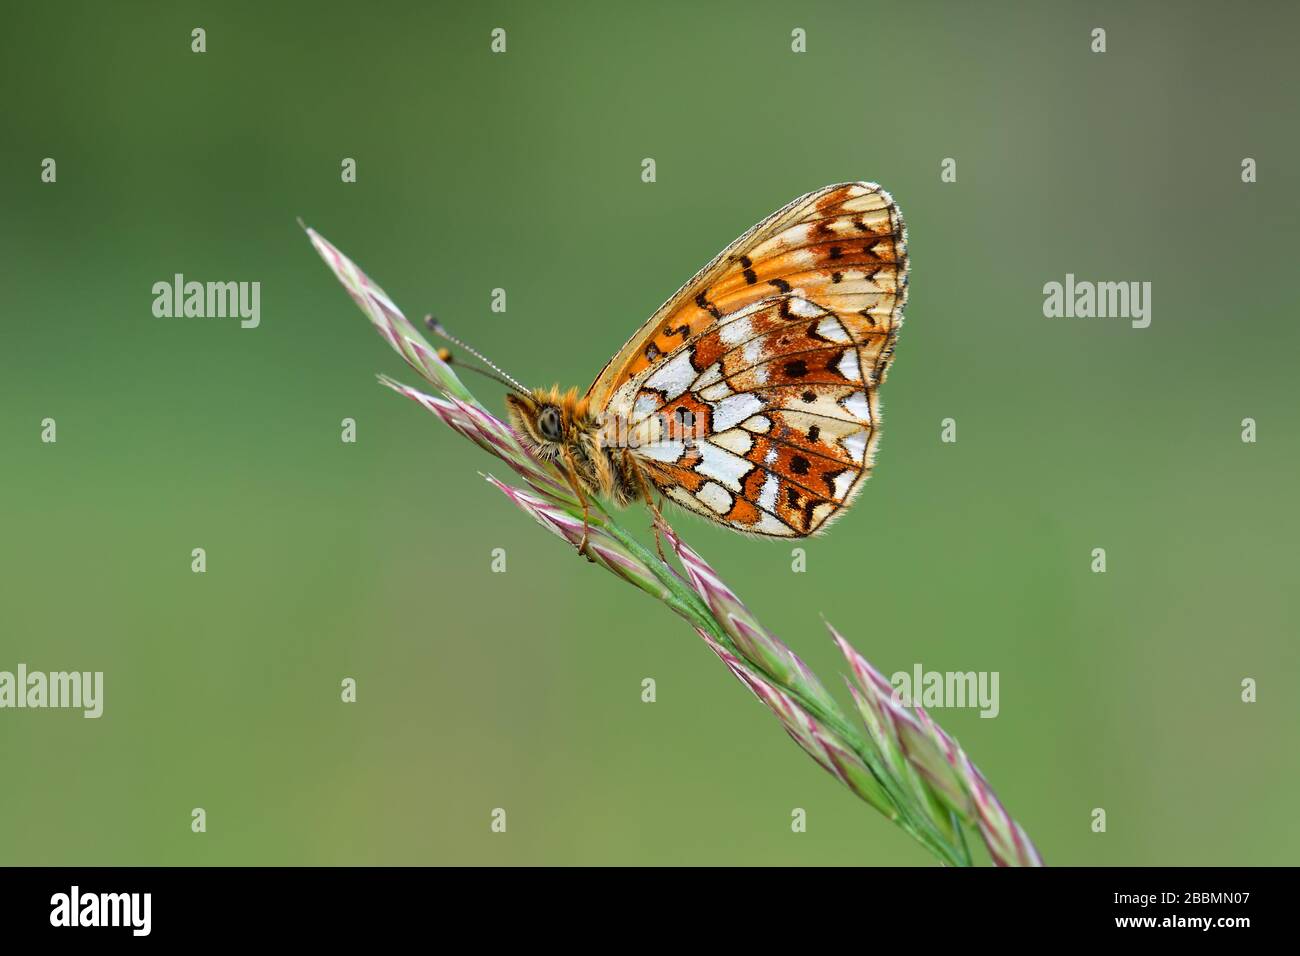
436;347;453;363
424;314;444;333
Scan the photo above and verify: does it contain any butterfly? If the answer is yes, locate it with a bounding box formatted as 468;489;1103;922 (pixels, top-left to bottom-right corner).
432;182;908;553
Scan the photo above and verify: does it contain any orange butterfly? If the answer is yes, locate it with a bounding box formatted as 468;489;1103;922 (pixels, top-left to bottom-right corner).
432;182;908;553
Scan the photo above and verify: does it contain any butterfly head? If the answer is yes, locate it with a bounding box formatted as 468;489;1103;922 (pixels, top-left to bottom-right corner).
421;317;599;462
505;386;595;461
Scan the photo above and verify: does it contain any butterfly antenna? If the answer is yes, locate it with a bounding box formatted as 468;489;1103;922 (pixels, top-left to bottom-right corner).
424;316;530;396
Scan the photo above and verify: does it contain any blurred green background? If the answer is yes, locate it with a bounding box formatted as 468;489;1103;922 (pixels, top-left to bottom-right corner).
2;1;1296;866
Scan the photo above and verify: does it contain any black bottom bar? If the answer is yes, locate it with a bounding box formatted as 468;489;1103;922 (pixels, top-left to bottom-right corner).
0;866;1285;941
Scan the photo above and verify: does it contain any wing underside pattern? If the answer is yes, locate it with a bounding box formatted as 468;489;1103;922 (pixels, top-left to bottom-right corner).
589;182;908;537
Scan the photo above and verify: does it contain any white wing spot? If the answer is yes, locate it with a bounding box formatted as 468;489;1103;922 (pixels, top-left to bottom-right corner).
696;441;753;491
691;362;722;390
789;296;825;318
719;316;753;346
757;473;779;513
699;380;733;402
754;513;794;536
842;430;868;463
696;481;733;515
711;392;764;431
815;315;851;343
835;347;861;382
841;390;871;422
643;349;697;401
633;392;660;422
637;439;687;463
709;429;754;455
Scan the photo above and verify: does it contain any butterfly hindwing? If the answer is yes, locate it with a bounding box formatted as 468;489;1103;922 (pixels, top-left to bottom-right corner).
583;182;906;537
618;294;886;537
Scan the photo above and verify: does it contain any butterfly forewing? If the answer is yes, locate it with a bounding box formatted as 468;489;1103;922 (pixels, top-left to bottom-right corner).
589;182;907;538
587;182;906;410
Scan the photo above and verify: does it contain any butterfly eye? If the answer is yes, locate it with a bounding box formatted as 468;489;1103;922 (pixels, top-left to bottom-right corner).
537;405;563;442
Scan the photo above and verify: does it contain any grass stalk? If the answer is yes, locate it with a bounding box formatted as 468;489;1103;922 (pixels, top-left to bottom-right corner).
305;224;1043;867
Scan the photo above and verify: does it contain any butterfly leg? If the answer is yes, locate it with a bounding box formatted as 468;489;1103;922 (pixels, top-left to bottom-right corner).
560;448;595;561
626;452;668;563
